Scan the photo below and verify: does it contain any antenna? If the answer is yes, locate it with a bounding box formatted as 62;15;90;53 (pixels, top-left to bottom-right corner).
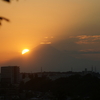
41;67;42;73
91;66;93;72
95;66;96;73
71;67;73;72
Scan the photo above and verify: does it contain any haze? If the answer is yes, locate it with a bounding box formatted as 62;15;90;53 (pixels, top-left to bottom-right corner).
0;0;100;70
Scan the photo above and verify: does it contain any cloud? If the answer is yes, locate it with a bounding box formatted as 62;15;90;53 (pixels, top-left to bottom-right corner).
64;49;100;55
40;36;54;44
75;41;98;44
69;35;100;44
79;49;100;54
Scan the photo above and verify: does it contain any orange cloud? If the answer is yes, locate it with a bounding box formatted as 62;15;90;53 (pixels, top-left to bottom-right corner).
75;41;98;44
70;35;100;44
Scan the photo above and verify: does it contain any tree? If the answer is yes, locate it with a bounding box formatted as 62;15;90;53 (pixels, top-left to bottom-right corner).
0;17;10;25
0;0;18;25
3;0;18;3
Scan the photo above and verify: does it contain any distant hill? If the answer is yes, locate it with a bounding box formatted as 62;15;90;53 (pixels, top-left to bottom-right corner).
0;44;100;72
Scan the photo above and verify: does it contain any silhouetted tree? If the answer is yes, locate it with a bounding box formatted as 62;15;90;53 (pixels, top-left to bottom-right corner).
3;0;18;3
18;74;100;100
0;17;10;25
0;0;18;26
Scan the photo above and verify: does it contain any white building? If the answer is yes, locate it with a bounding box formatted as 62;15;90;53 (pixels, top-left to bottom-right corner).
1;66;20;84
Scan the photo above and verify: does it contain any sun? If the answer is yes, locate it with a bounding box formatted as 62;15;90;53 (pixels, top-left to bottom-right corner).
22;49;29;54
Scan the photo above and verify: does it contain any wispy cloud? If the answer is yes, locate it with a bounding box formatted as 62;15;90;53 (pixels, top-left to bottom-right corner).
79;49;100;54
65;49;100;54
70;35;100;44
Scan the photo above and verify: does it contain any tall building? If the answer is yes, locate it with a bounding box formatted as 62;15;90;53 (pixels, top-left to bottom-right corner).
1;66;20;84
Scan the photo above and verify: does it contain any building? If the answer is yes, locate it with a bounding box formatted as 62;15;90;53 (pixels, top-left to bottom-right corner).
1;66;20;84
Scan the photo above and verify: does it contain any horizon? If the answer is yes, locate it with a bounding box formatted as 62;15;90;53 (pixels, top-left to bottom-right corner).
0;44;100;73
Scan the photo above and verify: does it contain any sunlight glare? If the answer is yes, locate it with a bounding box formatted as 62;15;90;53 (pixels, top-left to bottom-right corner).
22;49;29;54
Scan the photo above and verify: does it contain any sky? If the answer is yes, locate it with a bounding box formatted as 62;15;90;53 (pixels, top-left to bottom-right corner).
0;0;100;64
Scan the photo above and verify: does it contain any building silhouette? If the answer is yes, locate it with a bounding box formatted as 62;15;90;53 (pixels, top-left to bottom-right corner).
1;66;20;84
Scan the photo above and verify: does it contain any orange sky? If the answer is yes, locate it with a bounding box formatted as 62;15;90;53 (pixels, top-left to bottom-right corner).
0;0;100;62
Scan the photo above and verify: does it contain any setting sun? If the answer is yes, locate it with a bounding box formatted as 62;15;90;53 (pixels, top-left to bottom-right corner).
22;49;29;54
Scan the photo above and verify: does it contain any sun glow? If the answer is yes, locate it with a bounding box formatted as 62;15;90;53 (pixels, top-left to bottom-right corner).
22;49;29;54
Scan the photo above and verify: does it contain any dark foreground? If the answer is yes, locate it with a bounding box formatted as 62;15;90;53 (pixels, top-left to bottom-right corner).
0;74;100;100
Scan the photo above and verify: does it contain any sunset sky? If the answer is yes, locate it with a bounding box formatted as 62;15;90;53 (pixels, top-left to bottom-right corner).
0;0;100;63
